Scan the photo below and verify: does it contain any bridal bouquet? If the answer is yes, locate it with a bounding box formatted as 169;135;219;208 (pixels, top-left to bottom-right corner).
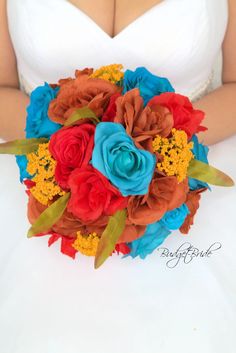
0;64;234;268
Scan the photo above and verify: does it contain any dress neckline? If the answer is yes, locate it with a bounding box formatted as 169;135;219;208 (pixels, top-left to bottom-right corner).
64;0;167;39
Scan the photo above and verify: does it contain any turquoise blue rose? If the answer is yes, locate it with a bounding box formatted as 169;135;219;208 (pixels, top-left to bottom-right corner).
15;155;32;182
127;222;171;259
123;67;174;105
25;82;61;138
16;83;61;182
91;122;156;196
159;204;190;230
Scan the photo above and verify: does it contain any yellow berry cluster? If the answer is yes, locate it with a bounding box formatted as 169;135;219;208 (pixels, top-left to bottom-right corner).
72;231;100;256
90;64;124;84
152;128;194;182
26;143;65;205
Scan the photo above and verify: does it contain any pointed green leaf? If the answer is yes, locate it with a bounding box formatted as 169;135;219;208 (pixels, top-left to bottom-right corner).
27;192;71;238
0;138;48;155
64;107;100;126
94;209;127;269
188;159;234;187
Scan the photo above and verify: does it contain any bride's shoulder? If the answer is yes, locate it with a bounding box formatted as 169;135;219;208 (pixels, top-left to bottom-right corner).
222;0;236;84
0;0;19;88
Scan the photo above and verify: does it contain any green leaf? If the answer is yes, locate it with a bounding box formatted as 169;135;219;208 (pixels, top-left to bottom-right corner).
27;192;71;238
187;159;234;187
64;107;100;126
0;138;48;155
94;209;127;269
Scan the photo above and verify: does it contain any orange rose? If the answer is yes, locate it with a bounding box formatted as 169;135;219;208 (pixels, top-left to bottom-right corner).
114;88;173;152
180;188;207;234
48;70;120;124
85;215;108;236
27;193;47;224
118;221;146;243
27;193;85;237
52;209;86;237
127;174;189;226
85;212;146;243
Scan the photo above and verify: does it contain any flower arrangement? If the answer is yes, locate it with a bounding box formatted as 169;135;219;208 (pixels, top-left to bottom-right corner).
0;64;234;268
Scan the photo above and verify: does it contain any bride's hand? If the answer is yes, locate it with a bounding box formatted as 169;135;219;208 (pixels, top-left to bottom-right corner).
0;0;29;140
193;0;236;145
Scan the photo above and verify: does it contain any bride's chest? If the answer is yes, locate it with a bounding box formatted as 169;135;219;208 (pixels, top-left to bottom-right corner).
66;0;164;38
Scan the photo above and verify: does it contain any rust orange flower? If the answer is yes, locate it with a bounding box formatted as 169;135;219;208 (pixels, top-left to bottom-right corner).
27;193;85;238
48;70;120;124
52;209;86;238
85;212;147;244
27;193;47;225
127;174;189;226
118;221;146;243
114;88;173;152
180;188;207;234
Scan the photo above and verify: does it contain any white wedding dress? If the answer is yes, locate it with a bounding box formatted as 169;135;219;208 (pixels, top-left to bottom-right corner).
0;0;236;352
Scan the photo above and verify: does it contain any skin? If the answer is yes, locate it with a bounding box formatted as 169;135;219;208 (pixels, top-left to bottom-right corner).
0;0;236;144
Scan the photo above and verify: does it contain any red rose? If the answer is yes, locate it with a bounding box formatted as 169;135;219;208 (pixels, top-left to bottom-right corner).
148;93;207;139
49;123;95;189
102;92;121;122
67;165;128;222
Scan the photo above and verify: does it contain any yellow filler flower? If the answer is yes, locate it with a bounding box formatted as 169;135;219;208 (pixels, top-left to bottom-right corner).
27;143;65;205
152;128;194;182
90;64;124;84
72;231;100;257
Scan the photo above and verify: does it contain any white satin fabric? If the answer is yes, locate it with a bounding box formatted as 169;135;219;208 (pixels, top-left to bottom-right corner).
0;1;236;353
7;0;227;101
